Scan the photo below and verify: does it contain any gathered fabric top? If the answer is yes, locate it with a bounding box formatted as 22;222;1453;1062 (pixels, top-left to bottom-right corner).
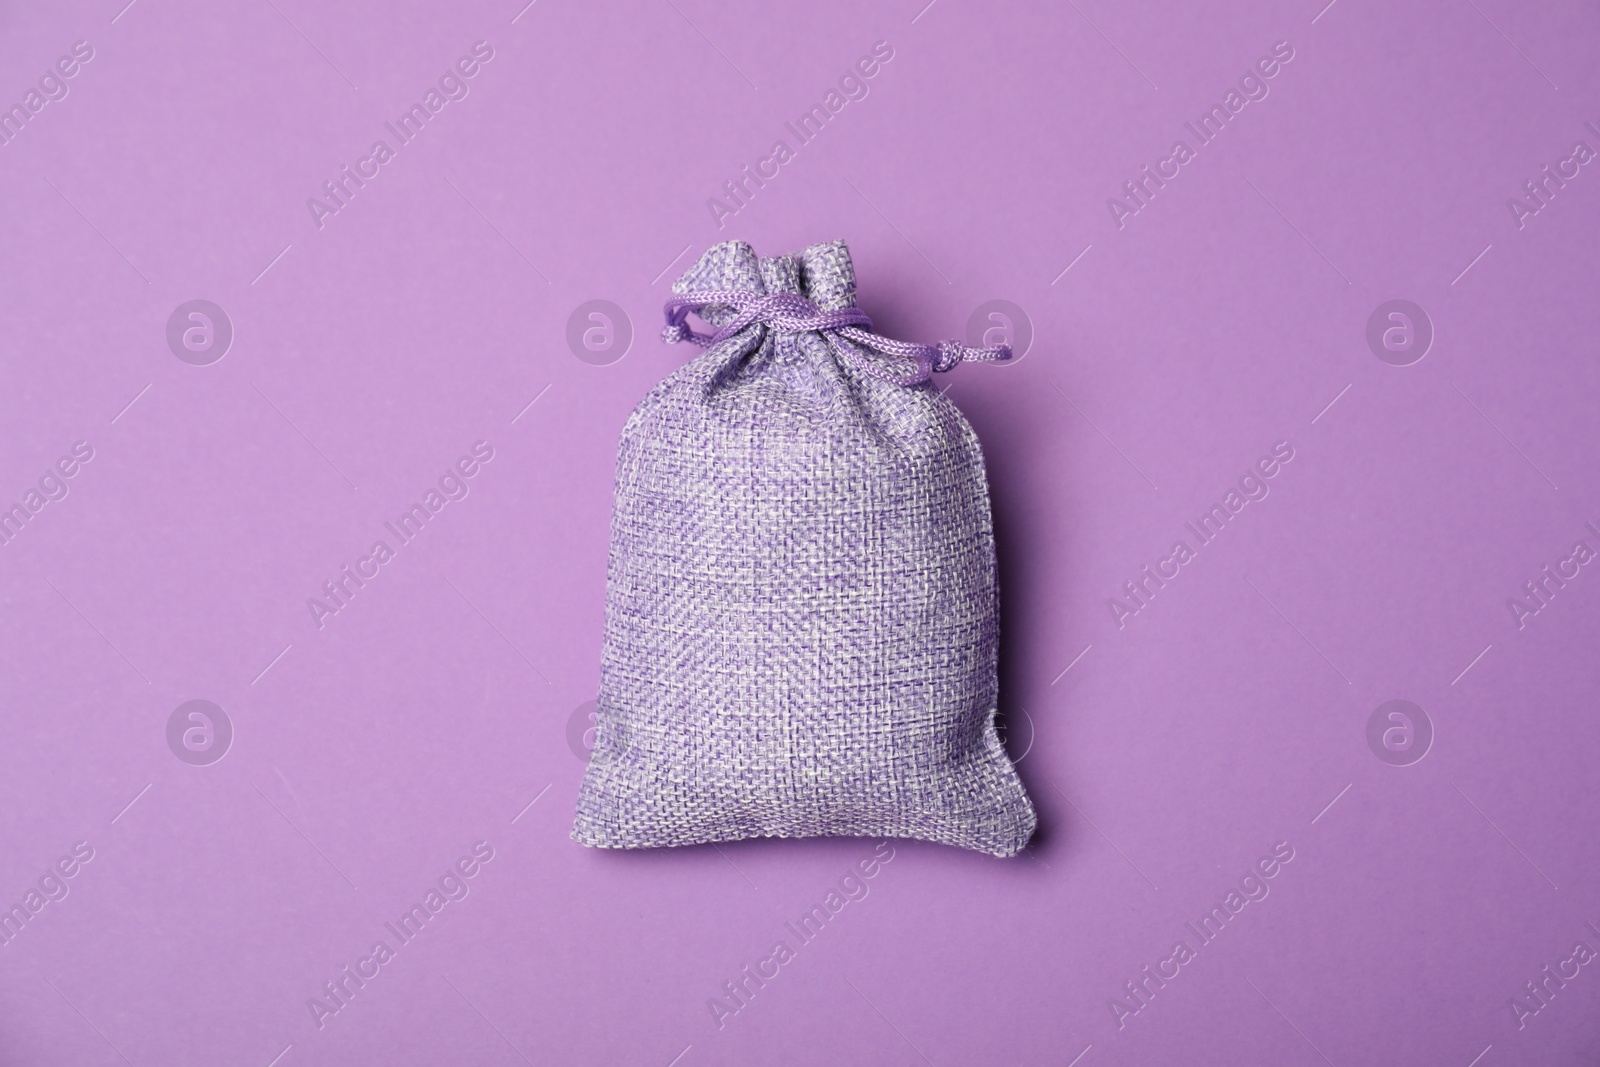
658;241;1011;386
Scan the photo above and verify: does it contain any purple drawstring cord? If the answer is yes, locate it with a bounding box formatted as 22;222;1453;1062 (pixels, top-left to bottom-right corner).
660;289;1012;386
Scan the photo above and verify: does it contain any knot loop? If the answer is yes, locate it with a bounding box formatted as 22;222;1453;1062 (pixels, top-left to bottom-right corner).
932;341;965;374
661;289;1011;386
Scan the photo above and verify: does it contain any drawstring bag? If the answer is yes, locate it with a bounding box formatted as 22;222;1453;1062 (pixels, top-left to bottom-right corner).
571;239;1037;858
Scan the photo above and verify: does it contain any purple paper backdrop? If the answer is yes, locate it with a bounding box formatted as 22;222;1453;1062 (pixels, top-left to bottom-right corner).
2;0;1598;1063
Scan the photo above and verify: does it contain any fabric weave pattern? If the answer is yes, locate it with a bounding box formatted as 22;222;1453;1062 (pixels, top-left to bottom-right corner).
571;239;1037;858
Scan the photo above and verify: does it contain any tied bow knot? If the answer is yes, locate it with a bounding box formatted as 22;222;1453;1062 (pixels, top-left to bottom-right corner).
660;288;1011;386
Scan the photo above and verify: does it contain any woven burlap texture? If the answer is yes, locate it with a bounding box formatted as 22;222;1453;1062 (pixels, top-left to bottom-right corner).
571;239;1037;858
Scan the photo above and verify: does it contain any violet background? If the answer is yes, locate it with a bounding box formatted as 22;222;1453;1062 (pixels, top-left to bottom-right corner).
2;0;1598;1064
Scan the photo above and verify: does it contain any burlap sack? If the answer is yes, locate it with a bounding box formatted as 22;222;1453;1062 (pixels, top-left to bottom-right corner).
572;239;1035;857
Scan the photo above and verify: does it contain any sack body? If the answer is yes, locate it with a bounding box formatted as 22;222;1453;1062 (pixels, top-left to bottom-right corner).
571;239;1036;858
